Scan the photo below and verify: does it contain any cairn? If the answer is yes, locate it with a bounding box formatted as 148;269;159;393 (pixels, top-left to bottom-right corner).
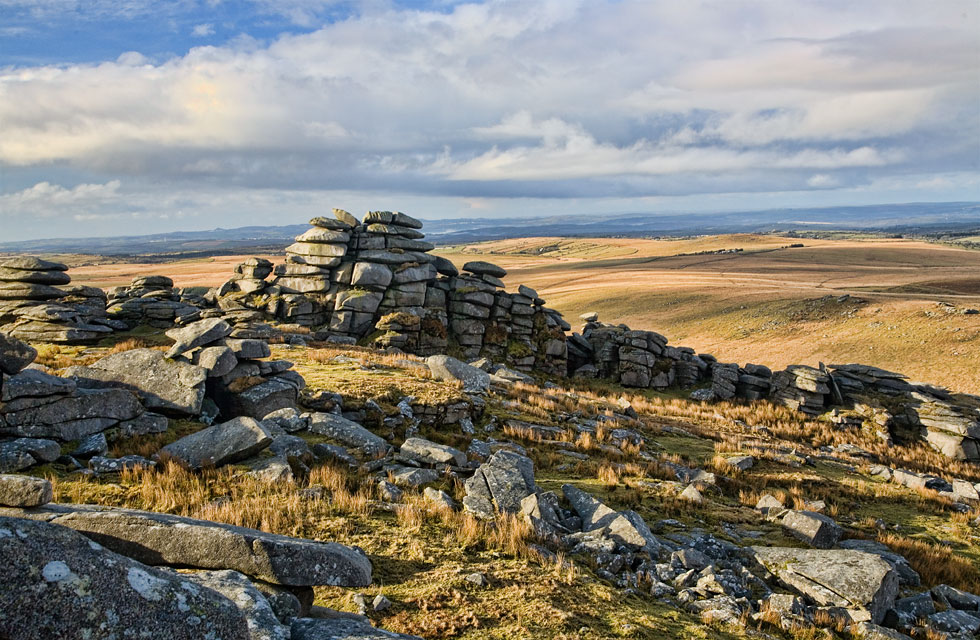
0;256;114;343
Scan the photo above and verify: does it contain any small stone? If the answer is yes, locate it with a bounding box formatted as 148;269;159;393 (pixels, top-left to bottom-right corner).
679;484;703;504
371;594;391;612
0;474;53;506
464;572;488;587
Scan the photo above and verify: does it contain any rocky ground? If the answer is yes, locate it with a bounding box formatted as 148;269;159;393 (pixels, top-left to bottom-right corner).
2;328;979;639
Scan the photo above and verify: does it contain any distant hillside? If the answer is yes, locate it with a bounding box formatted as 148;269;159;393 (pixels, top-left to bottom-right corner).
1;201;976;255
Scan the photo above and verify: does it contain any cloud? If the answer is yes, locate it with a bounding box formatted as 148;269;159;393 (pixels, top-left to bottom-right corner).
0;0;977;239
191;23;215;37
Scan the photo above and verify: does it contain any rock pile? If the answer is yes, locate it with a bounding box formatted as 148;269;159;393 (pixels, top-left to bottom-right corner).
0;340;163;473
106;275;204;329
213;209;569;374
0;256;116;343
770;365;831;415
566;319;709;389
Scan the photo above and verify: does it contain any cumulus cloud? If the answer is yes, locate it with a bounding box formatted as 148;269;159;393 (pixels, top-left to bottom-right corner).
0;0;977;238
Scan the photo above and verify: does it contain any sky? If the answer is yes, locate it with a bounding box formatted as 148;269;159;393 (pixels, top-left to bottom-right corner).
1;0;978;241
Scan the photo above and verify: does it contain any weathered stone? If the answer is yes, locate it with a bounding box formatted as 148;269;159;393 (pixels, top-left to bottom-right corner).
1;504;373;587
0;267;71;285
1;368;75;401
400;437;466;467
389;466;440;488
351;262;393;288
197;345;239;378
0;333;37;375
66;348;207;416
183;569;290;640
0;515;250;640
295;228;351;244
0;388;143;440
160;417;273;469
750;546;898;623
464;450;536;518
0;474;53;506
290;618;423;640
432;256;458;277
426;354;490;393
782;510;842;548
225;338;272;360
71;432;108;459
462;261;506;278
165;317;233;358
0;438;60;472
286;242;347;259
309;413;389;457
562;484;660;554
89;455;155;474
0;256;68;272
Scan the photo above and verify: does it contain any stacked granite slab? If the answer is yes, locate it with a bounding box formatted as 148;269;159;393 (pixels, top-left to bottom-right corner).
166;318;306;421
211;208;568;373
829;364;980;461
567;317;708;389
736;364;773;400
106;275;203;329
710;362;739;400
770;365;830;415
0;256;115;343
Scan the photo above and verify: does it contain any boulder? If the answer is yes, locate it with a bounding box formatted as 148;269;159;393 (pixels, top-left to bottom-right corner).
562;484;661;554
0;333;37;375
164;317;233;358
400;437;466;467
750;546;898;623
218;376;300;420
1;368;76;402
309;413;389;457
0;475;52;507
0;515;249;640
0;256;68;272
464;450;536;518
0;388;143;440
183;569;289;640
426;355;490;393
66;348;207;416
160;417;273;470
0;438;60;472
462;261;506;278
1;504;373;587
781;510;842;548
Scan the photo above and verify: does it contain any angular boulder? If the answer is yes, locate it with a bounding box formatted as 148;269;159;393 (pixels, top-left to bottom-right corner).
1;504;373;587
0;388;143;440
0;515;249;640
165;317;233;358
183;569;289;640
0;333;37;375
160;417;273;470
562;483;660;554
750;546;898;623
0;474;53;507
781;510;842;548
66;348;207;416
463;450;536;518
426;354;490;393
309;413;389;457
400;437;466;467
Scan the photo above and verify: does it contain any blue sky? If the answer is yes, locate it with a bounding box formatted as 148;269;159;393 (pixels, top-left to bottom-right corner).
1;0;978;240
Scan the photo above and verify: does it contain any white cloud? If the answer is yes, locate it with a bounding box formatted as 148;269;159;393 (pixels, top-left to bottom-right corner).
191;23;215;37
0;0;977;239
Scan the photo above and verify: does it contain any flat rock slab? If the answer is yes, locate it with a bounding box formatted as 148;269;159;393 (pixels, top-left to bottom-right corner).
165;317;233;358
66;348;206;416
1;368;76;402
0;515;249;640
463;450;536;518
309;413;389;457
1;503;373;587
400;437;466;467
562;483;660;554
0;474;52;507
160;416;273;469
750;546;898;624
0;388;143;440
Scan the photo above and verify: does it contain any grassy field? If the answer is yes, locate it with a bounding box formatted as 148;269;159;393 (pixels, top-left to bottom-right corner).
437;235;980;394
